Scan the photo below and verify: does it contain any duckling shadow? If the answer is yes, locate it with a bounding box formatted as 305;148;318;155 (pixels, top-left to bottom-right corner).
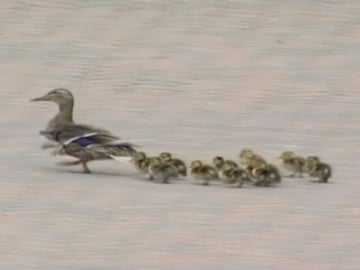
309;179;332;184
191;181;224;188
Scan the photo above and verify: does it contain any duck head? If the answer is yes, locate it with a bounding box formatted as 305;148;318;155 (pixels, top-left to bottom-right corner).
31;88;74;106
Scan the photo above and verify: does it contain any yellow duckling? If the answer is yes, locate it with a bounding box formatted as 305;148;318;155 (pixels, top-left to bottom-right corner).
212;156;239;171
304;156;332;183
218;162;250;188
147;157;178;184
190;160;219;186
251;162;281;187
159;152;187;177
278;151;306;177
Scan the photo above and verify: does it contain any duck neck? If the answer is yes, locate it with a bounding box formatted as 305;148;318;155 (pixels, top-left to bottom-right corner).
58;100;74;122
49;100;74;127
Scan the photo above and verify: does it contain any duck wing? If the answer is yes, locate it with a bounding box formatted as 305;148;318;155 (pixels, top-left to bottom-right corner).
42;124;138;162
40;122;121;144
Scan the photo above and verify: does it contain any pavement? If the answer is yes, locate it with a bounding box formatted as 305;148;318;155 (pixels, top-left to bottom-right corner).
0;1;359;269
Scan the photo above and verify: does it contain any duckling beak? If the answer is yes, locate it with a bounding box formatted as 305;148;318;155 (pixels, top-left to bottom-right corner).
30;94;50;102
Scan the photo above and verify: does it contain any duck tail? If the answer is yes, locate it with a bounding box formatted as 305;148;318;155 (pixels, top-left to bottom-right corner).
107;155;133;163
97;142;138;160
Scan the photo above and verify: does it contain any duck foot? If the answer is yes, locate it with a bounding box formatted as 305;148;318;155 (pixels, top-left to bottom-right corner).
56;160;91;173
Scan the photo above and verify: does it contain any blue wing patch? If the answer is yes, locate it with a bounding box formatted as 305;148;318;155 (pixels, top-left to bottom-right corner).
63;132;100;147
73;137;97;147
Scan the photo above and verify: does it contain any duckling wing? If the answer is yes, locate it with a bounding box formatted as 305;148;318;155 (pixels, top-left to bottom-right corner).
201;165;218;179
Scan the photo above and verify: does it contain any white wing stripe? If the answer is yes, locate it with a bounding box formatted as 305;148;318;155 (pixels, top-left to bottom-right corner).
63;132;99;145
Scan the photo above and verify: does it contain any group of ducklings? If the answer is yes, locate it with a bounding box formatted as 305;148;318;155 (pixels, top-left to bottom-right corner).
133;152;187;184
131;149;332;187
279;151;332;183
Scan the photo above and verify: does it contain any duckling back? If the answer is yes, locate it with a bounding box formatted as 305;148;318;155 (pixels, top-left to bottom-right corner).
219;166;249;188
169;159;187;177
190;161;218;186
251;163;281;187
159;152;187;178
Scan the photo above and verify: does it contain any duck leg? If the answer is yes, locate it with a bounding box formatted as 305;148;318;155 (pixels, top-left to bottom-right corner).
56;159;91;174
81;161;91;174
56;160;82;167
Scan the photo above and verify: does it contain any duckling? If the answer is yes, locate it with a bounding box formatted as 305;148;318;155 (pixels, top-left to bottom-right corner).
147;157;178;184
190;160;219;186
159;152;187;177
251;162;281;187
278;151;306;177
132;151;149;174
218;163;250;188
212;156;239;171
239;149;266;172
132;152;160;177
304;156;332;183
239;148;255;166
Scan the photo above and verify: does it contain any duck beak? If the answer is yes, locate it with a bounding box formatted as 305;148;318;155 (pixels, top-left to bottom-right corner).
30;93;50;102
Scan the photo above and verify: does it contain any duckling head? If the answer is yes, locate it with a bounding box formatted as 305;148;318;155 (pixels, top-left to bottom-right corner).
305;156;321;168
31;88;74;106
134;151;147;161
212;156;224;167
307;156;320;162
279;151;296;160
239;148;255;159
190;160;203;169
159;152;172;162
